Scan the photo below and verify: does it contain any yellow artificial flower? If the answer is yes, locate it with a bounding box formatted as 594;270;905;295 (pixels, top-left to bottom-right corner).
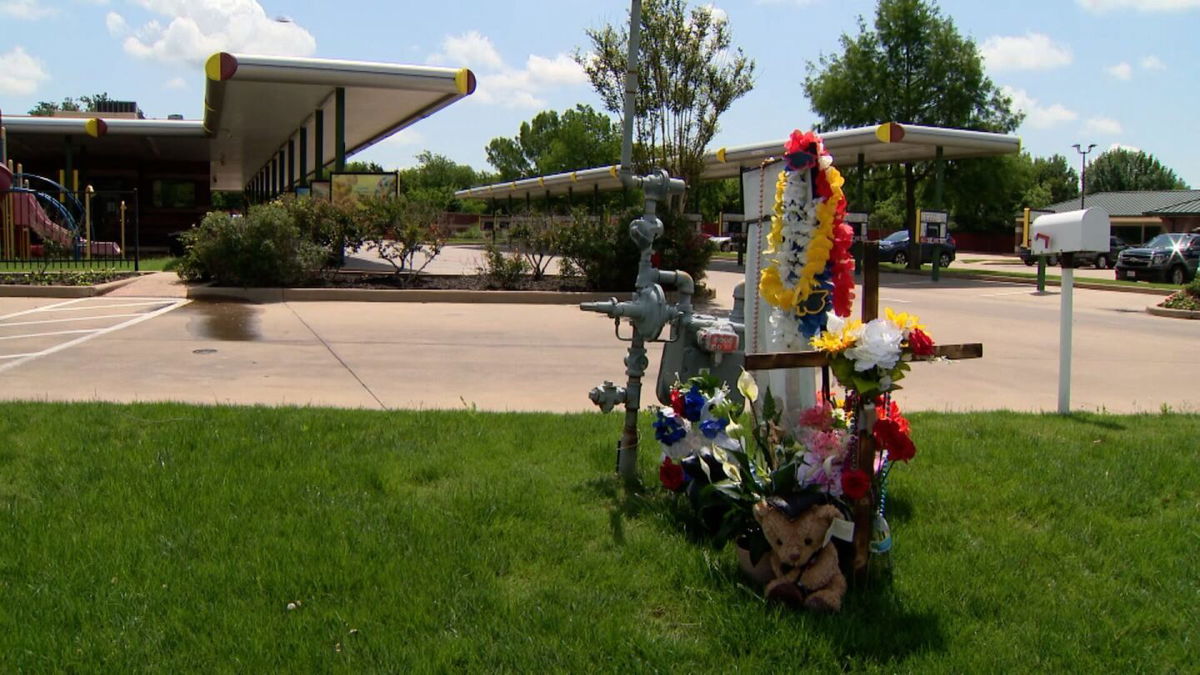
885;307;925;333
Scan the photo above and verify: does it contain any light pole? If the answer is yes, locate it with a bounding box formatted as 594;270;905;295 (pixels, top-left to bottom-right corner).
1072;143;1096;208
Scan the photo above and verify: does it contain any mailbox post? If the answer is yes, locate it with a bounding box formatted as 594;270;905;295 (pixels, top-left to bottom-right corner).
1030;208;1111;413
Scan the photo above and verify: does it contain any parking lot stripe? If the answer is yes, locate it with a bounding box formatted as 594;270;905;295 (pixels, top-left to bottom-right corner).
0;328;99;341
1;313;146;328
0;299;189;374
0;352;41;360
33;300;177;312
0;298;90;321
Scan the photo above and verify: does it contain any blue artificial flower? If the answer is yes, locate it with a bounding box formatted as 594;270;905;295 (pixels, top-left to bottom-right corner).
699;417;728;439
683;386;706;422
653;411;687;445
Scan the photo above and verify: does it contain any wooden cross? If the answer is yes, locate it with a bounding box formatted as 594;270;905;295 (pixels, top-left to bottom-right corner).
742;243;982;582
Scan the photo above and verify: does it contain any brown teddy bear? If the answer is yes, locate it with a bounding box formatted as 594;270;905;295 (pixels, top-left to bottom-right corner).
752;499;848;611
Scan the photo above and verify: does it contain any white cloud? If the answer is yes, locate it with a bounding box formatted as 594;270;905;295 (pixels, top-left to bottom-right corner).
1105;62;1133;80
116;0;316;65
1078;0;1200;11
164;76;188;89
1108;143;1141;153
430;32;587;110
1003;86;1078;129
0;0;58;19
0;46;49;95
702;4;729;23
981;32;1072;71
105;11;128;36
1140;55;1166;70
1084;117;1124;135
428;30;504;71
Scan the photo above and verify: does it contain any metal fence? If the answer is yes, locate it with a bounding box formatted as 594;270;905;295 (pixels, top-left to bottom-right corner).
0;185;140;270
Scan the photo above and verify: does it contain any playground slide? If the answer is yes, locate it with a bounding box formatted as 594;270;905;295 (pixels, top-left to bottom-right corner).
0;164;121;256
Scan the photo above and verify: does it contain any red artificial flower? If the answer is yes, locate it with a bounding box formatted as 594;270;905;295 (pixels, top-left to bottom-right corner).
785;129;819;155
876;398;911;435
874;418;916;463
815;170;833;200
669;388;686;417
659;456;686;492
908;327;936;357
841;469;871;500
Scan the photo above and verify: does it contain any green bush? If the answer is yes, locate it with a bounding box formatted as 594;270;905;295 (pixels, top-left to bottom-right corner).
556;208;714;291
477;244;529;289
357;196;448;287
176;203;325;286
509;213;563;281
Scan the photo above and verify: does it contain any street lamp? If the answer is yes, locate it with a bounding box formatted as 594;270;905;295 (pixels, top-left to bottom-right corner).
1072;143;1097;208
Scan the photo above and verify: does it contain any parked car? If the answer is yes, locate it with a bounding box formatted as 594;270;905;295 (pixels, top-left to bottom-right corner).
1019;235;1130;269
1114;233;1200;285
877;230;956;267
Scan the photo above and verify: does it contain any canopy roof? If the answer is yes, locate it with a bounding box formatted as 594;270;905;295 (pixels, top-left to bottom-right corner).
455;122;1021;200
204;53;474;190
1;53;474;191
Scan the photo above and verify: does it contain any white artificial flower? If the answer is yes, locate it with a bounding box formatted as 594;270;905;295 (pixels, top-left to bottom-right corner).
844;318;903;372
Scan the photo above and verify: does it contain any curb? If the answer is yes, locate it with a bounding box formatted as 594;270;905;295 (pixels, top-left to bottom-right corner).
1146;304;1200;320
0;274;145;298
187;284;620;305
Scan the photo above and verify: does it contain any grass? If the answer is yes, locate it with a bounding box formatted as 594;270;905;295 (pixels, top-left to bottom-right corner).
0;403;1196;671
879;262;1181;291
0;257;178;274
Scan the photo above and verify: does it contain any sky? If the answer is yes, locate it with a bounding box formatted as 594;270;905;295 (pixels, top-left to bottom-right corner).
2;0;1199;188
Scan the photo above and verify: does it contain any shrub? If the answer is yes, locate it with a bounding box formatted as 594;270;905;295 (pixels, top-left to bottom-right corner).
176;203;325;287
556;207;714;291
477;244;528;289
509;213;562;281
281;196;365;268
358;196;448;287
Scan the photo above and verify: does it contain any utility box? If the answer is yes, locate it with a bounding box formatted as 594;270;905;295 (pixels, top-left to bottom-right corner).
1030;208;1110;255
919;210;949;243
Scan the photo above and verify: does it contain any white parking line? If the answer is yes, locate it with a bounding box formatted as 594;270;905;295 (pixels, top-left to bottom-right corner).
34;300;177;312
1;313;146;328
0;298;190;374
0;297;91;321
0;328;99;341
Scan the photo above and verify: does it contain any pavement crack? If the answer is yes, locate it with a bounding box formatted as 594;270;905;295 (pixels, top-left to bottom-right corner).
284;302;387;410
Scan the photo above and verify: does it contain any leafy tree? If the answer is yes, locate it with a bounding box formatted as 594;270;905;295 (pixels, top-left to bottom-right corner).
28;93;116;116
486;105;621;181
399;151;490;212
343;160;386;173
576;0;755;206
804;0;1021;261
1085;148;1188;194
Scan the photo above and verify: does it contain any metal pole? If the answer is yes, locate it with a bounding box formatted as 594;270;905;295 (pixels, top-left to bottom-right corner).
618;0;642;177
299;126;308;187
1073;143;1095;208
1058;253;1075;413
334;87;346;172
133;187;140;272
84;186;93;260
287;137;295;192
931;146;944;282
315;109;325;182
120;200;126;256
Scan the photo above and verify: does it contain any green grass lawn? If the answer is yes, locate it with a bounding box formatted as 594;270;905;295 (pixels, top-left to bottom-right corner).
880;262;1180;292
0;257;178;273
1;403;1196;671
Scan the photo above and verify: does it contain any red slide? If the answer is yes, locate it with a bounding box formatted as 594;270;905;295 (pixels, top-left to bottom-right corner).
0;164;121;256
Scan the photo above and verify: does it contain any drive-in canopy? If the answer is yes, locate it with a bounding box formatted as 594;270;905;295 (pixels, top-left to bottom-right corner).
454;122;1021;201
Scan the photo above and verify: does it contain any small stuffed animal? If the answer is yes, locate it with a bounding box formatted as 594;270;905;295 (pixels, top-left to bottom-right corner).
753;499;848;612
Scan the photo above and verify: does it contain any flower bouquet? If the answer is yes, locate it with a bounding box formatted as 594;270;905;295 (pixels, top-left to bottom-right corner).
810;308;937;399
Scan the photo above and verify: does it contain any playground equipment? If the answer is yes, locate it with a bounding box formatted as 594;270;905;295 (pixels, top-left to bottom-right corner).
0;162;123;260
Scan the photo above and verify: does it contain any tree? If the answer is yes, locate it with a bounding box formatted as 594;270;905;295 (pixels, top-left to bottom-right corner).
486;105;621;181
1027;154;1080;205
1085;149;1188;194
344;160;385;173
399;151;490;212
804;0;1021;262
28;93;114;116
577;0;755;206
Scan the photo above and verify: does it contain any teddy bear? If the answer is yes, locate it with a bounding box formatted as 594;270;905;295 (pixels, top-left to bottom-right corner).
752;499;848;612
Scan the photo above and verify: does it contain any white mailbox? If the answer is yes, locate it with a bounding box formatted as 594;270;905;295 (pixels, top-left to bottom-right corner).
1030;208;1110;255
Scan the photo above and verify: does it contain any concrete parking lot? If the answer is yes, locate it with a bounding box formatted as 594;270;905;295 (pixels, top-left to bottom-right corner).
0;255;1195;414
